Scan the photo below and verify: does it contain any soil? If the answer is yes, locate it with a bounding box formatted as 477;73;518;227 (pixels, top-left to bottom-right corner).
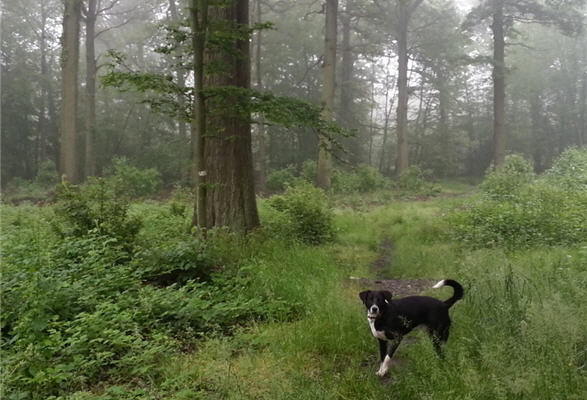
350;238;435;297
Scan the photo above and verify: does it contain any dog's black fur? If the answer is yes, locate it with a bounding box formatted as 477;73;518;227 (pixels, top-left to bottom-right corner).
359;279;463;376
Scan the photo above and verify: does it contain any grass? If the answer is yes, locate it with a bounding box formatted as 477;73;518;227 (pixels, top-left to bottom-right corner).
3;184;586;399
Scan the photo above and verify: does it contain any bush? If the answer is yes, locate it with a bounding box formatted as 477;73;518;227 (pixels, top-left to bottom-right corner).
331;165;389;194
544;147;587;192
391;165;440;196
331;169;361;193
480;154;534;200
355;164;389;192
34;160;59;187
300;160;317;183
0;202;290;399
266;165;298;192
264;182;335;245
52;181;142;253
450;152;587;249
106;157;161;198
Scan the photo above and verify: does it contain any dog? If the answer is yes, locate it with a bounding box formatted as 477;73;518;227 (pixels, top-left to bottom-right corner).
359;279;464;376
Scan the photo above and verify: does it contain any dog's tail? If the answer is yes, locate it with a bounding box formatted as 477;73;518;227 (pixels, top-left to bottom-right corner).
433;279;464;308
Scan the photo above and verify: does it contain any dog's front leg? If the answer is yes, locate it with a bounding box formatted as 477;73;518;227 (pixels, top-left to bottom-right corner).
376;337;401;377
378;339;387;362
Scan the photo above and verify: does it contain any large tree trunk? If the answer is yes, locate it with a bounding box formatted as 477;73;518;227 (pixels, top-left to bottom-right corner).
316;0;337;190
59;0;81;183
84;0;97;178
491;0;506;169
194;0;259;232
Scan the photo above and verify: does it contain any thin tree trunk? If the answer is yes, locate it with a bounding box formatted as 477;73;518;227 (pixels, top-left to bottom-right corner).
316;0;337;189
339;0;357;163
38;0;49;168
491;0;506;169
169;0;189;182
60;0;82;183
394;0;422;175
85;0;97;178
254;0;268;193
190;0;209;229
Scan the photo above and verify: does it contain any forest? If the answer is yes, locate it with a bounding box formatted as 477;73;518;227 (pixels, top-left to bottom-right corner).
1;0;586;399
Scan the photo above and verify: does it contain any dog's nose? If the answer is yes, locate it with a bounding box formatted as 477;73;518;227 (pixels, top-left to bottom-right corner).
370;305;379;314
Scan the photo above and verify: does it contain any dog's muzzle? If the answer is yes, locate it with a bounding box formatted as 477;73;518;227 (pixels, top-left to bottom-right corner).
367;305;379;320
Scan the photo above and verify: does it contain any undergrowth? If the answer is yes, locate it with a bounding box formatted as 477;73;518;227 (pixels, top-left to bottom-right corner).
2;173;585;400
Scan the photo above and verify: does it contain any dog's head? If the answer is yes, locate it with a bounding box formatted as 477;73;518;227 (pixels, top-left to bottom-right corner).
359;290;393;320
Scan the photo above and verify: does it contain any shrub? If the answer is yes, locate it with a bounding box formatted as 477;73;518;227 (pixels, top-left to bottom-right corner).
332;165;389;194
52;181;142;253
480;154;534;200
355;164;389;192
392;165;440;196
106;157;161;198
450;152;587;249
34;160;59;187
264;182;335;245
266;165;298;192
0;203;291;399
300;160;317;183
331;169;361;193
544;146;587;192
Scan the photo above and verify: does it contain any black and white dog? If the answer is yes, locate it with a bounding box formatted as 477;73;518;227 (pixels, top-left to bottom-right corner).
359;279;464;376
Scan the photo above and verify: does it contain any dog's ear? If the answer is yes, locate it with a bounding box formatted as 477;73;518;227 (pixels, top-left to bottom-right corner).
359;291;371;304
382;290;393;303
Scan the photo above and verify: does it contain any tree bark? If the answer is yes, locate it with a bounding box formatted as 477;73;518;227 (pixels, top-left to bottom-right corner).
491;0;506;169
84;0;97;178
38;0;50;169
59;0;82;183
339;0;357;163
169;0;189;182
253;0;268;193
194;0;259;232
395;3;409;175
393;0;423;175
190;0;209;229
316;0;338;190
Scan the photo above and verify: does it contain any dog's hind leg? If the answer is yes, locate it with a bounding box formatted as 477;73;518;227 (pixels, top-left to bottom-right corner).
429;321;450;358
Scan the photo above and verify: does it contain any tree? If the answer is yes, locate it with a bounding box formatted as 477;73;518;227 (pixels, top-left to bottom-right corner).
372;0;424;175
316;0;338;189
465;0;585;169
60;0;82;183
190;0;209;229
195;0;260;232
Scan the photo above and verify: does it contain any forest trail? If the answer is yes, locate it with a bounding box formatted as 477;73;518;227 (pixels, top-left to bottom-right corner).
350;238;435;297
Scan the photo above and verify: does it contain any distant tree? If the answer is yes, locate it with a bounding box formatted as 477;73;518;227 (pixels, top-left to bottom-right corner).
316;0;338;189
252;0;268;192
372;0;424;175
60;0;82;183
464;0;585;169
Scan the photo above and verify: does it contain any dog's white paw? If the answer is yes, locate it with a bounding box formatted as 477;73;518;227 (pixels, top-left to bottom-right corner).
376;369;387;377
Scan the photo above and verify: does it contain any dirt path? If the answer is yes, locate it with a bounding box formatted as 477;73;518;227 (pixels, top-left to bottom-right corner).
350;238;435;296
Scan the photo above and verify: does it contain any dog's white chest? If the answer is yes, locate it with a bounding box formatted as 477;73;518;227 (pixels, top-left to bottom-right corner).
368;319;387;340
